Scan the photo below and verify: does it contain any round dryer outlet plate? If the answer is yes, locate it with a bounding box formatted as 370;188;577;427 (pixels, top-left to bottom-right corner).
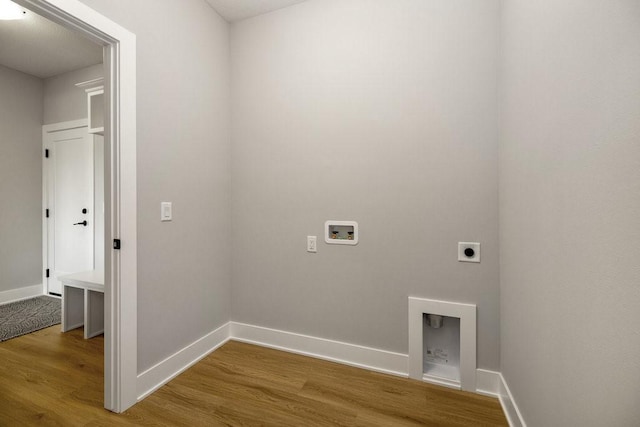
458;242;480;263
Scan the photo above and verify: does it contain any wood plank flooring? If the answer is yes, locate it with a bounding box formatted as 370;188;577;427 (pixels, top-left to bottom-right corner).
0;326;508;426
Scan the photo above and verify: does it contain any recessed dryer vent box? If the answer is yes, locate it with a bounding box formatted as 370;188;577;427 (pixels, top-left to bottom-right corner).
325;221;358;245
408;297;477;392
423;314;461;385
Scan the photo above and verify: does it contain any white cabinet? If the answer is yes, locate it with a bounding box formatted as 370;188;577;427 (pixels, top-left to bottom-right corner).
76;77;105;135
87;86;104;134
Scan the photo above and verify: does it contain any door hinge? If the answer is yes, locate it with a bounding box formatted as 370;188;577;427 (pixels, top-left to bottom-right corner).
113;239;121;250
45;149;49;158
45;209;49;218
45;269;50;278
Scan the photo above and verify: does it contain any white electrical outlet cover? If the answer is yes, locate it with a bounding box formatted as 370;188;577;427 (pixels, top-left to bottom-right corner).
307;236;317;253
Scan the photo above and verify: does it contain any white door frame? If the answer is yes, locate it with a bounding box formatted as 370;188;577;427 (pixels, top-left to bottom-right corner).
18;0;137;412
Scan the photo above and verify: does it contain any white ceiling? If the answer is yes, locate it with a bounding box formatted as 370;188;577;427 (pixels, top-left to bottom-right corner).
206;0;309;22
0;1;307;79
0;8;102;79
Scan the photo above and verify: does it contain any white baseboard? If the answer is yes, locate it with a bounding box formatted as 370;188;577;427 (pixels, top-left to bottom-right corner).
0;284;43;305
476;368;501;397
230;322;507;400
134;320;523;427
475;369;527;426
136;322;231;401
230;322;408;378
498;373;527;427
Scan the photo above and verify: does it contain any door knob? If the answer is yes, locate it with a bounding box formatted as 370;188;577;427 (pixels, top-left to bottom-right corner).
73;220;88;226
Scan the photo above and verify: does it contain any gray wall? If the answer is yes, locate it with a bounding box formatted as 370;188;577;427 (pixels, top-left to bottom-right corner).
230;0;501;369
0;65;44;293
43;63;103;125
499;0;640;425
78;0;232;373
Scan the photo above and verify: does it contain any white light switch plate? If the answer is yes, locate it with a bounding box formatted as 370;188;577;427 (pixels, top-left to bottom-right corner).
307;236;317;253
161;202;172;221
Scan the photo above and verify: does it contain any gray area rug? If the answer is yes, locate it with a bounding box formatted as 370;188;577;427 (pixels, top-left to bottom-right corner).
0;296;61;342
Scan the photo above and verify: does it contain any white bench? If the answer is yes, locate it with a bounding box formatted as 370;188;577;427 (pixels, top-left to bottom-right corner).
59;270;104;339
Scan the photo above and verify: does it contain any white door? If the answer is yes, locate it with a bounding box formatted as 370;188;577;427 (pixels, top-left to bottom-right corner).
45;126;94;295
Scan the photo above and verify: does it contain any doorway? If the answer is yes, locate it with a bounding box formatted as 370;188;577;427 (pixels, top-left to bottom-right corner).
44;123;99;296
11;0;137;412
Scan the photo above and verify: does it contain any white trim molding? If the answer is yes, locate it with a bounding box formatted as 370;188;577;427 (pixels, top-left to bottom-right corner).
230;322;408;377
0;285;43;305
475;369;501;397
17;0;138;413
498;373;527;427
137;323;231;401
473;369;528;427
42;118;88;133
134;319;515;423
408;297;477;391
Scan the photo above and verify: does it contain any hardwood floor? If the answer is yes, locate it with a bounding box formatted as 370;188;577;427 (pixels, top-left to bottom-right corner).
0;326;507;426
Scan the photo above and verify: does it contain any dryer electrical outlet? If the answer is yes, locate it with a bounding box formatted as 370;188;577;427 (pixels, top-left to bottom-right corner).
458;242;480;263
